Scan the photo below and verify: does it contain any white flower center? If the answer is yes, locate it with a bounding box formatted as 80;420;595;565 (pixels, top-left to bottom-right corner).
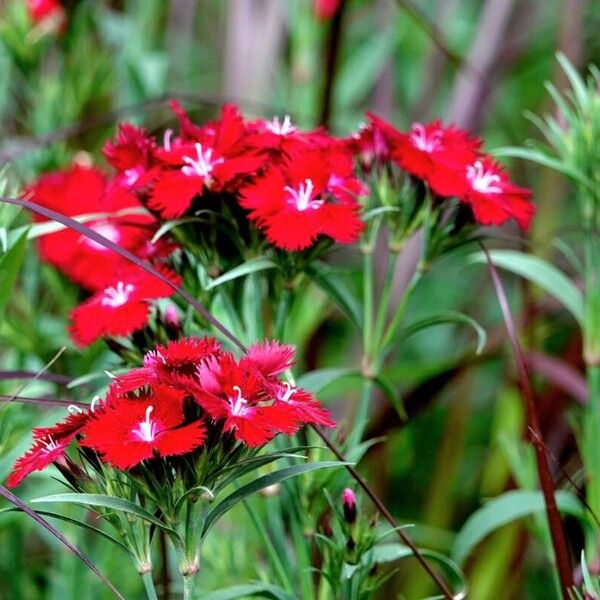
266;115;297;136
181;143;224;179
41;436;60;453
82;223;121;252
229;385;248;416
410;123;442;153
466;160;502;194
277;381;297;403
163;129;173;152
132;405;157;442
285;179;323;212
101;281;134;308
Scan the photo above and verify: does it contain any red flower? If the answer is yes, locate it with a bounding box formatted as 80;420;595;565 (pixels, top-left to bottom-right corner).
27;0;66;33
240;148;365;251
272;381;335;428
81;386;205;469
194;354;298;447
367;114;481;197
459;157;535;230
69;267;179;346
103;123;157;188
243;340;295;379
145;103;265;218
115;336;222;392
7;411;88;488
26;164;160;291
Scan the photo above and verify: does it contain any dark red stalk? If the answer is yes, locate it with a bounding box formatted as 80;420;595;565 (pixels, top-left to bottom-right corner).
0;195;455;597
320;0;347;127
0;485;125;599
482;243;574;598
0;370;75;387
0;394;87;408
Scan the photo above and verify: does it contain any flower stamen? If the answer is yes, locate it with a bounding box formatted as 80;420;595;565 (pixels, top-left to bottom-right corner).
410;123;442;153
285;179;323;211
132;405;157;442
229;385;248;416
101;281;134;308
181;143;224;180
466;160;502;194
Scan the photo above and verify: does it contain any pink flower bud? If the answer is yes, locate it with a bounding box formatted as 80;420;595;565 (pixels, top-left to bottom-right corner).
342;488;356;524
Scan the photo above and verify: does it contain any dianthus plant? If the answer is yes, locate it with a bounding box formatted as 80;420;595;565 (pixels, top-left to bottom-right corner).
5;100;534;598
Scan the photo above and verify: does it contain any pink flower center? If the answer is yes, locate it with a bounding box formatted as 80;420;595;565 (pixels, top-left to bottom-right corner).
466;160;502;194
277;382;297;403
163;129;173;152
266;115;297;136
181;143;224;179
83;223;121;251
132;405;157;442
229;385;249;416
101;281;134;308
410;123;442;153
122;167;142;186
41;436;61;454
285;179;324;212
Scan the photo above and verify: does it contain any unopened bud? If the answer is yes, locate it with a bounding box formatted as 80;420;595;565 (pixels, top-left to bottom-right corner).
342;488;357;524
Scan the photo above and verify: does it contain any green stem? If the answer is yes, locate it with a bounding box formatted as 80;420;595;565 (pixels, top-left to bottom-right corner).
141;572;159;600
378;267;423;356
362;247;375;355
274;285;293;340
347;376;374;447
370;248;400;358
183;574;197;600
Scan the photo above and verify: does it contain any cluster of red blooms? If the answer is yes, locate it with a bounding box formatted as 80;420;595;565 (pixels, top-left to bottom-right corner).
25;103;534;348
355;113;535;230
8;337;334;487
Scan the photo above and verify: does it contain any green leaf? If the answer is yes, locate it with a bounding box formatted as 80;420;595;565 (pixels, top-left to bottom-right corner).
452;490;585;565
305;262;362;329
202;461;347;538
397;311;487;355
31;493;181;539
0;232;27;325
359;543;467;596
0;507;133;557
205;257;277;291
296;368;359;395
468;249;583;324
201;583;296;600
373;373;408;421
492;147;595;192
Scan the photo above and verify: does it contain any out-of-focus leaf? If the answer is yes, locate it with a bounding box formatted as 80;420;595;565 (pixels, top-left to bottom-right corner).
468;249;583;324
202;583;296;600
397;311;487;355
305;262;362;329
452;490;585;565
0;232;27;325
296;368;359;395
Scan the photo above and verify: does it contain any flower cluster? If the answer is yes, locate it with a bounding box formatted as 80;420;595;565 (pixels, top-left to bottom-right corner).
358;113;535;230
25;103;534;348
7;337;334;486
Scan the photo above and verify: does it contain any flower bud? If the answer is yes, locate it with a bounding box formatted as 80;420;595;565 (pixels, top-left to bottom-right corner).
342;488;357;524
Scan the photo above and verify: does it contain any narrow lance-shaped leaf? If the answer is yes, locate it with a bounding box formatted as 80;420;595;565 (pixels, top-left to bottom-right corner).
0;485;125;600
201;461;347;538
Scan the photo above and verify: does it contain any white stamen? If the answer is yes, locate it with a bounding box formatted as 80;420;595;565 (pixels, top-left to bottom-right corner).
101;281;134;308
132;405;157;442
123;167;141;186
90;395;102;412
181;143;224;179
284;178;323;212
163;129;173;152
266;115;297;136
41;436;60;453
410;123;442;153
104;370;116;379
68;404;83;415
229;385;248;416
466;160;503;194
278;381;297;403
